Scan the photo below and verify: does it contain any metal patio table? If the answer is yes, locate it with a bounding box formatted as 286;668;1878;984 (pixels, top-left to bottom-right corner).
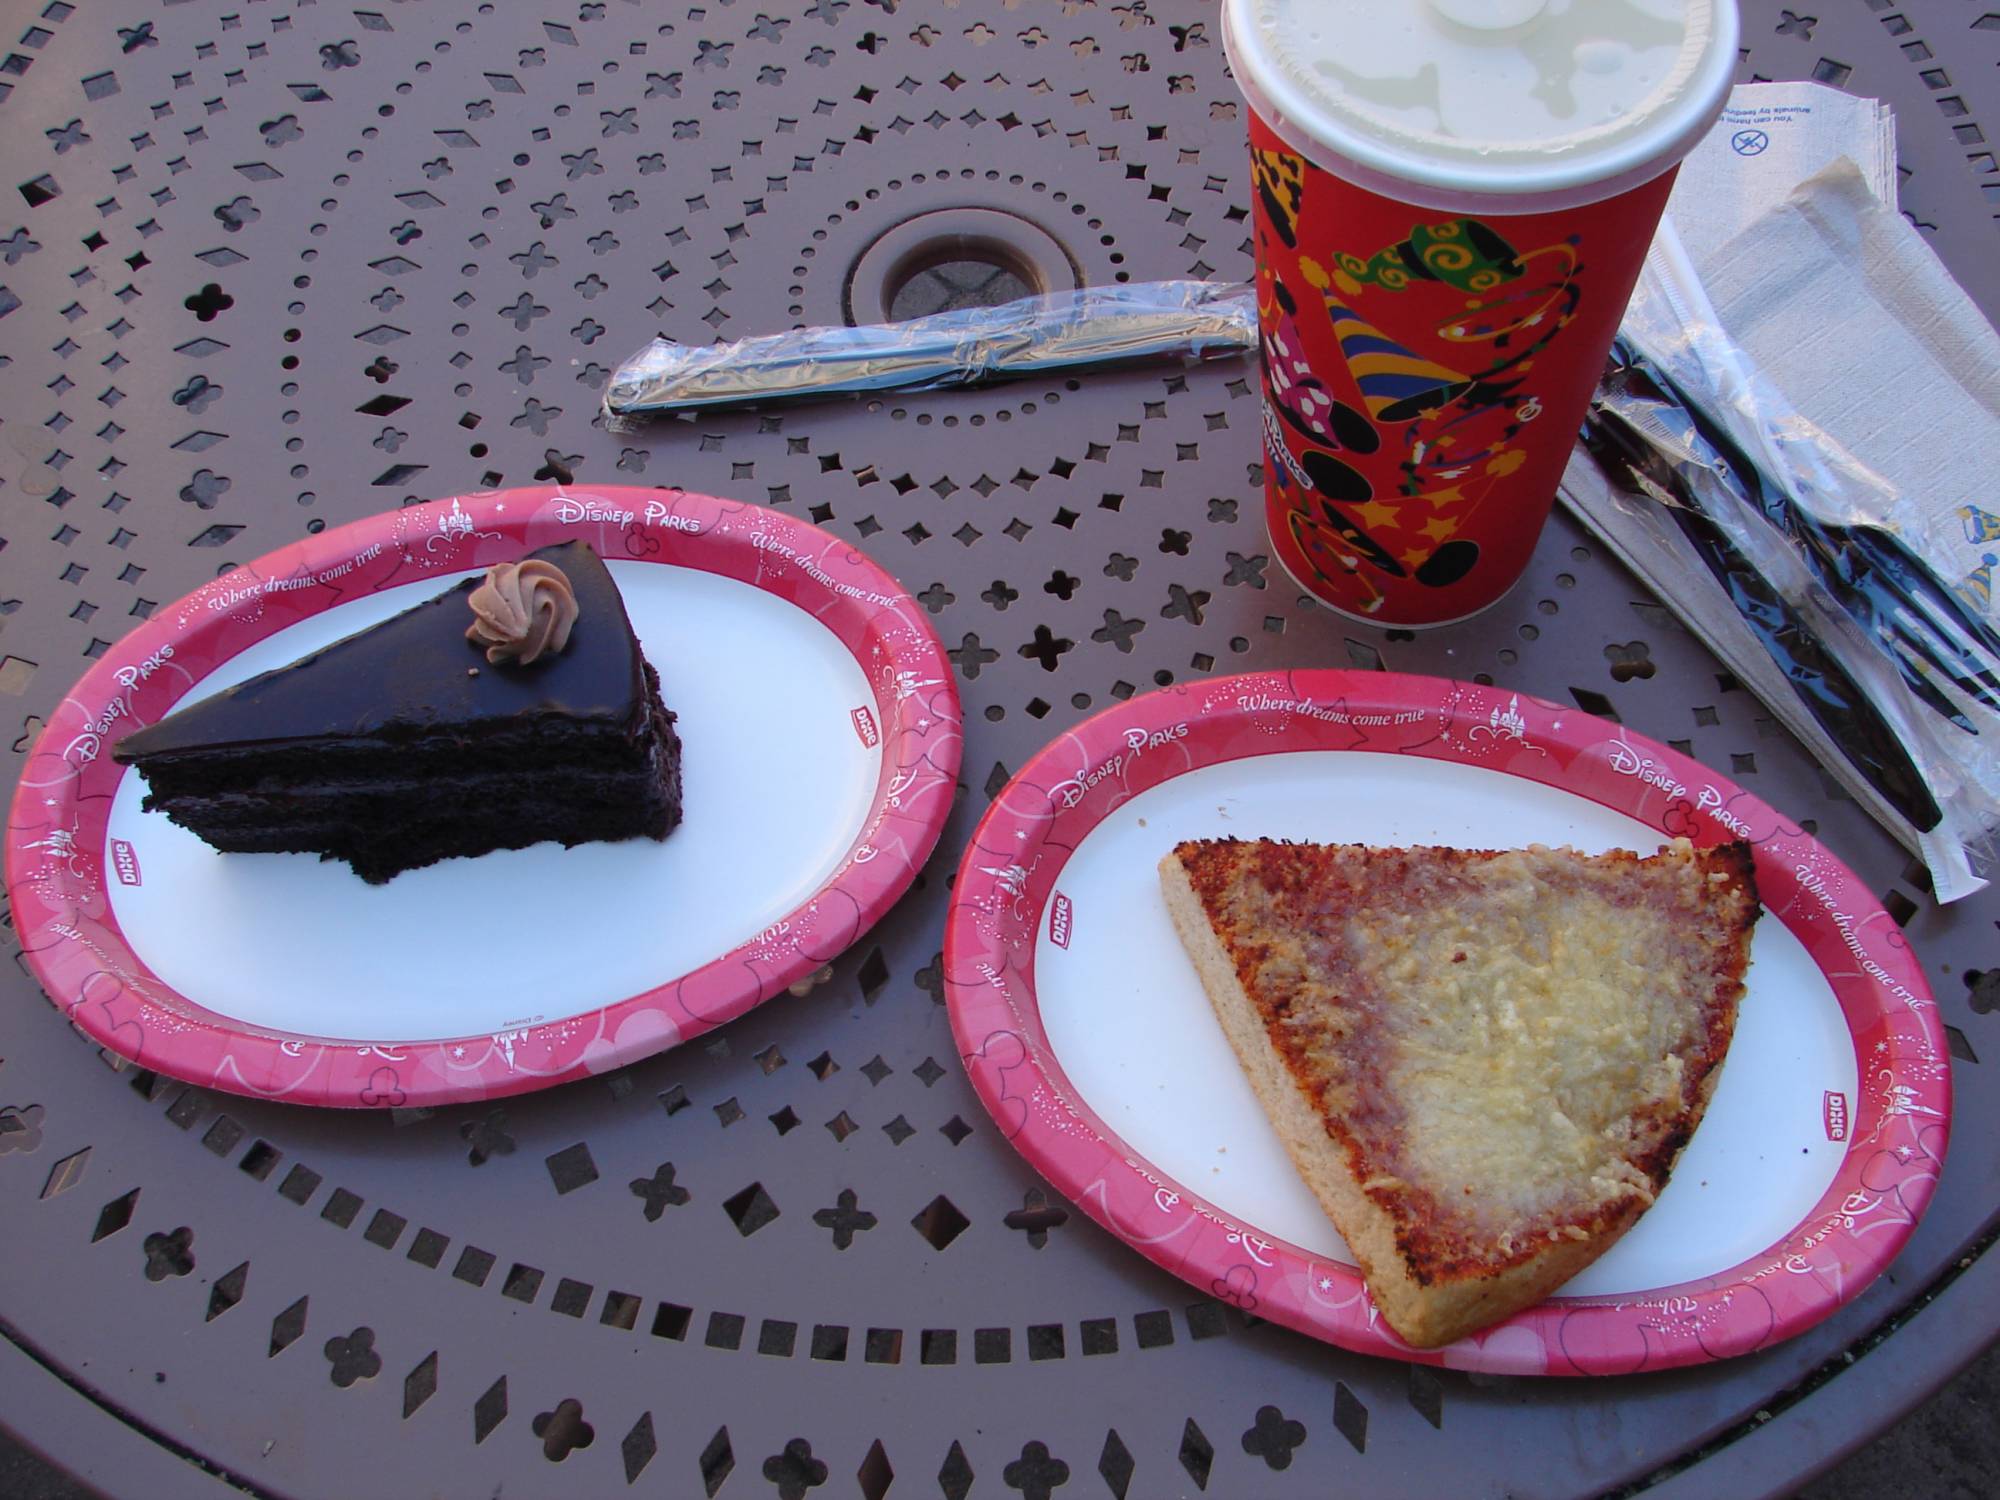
2;2;1997;1496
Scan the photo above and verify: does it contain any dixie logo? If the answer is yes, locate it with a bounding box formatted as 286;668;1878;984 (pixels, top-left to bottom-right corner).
1823;1090;1848;1142
110;838;142;886
850;705;879;748
1048;891;1073;949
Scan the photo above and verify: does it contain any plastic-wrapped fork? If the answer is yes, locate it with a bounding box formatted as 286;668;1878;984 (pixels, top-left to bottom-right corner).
1602;337;2000;736
1709;402;2000;723
1852;535;2000;716
1583;358;1945;835
1573;220;1998;899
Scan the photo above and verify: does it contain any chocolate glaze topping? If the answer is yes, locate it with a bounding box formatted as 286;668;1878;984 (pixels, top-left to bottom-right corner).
114;540;644;758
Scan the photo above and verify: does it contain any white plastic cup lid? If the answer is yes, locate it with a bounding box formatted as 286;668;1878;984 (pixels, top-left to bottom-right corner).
1223;0;1740;212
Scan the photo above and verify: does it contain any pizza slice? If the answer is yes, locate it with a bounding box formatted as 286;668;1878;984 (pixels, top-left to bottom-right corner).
1158;838;1759;1349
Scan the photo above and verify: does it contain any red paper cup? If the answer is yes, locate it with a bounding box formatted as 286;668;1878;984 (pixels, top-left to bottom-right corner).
1225;1;1739;627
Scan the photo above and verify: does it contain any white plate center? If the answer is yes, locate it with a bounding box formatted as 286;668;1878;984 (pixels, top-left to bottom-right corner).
1035;751;1856;1296
106;561;882;1042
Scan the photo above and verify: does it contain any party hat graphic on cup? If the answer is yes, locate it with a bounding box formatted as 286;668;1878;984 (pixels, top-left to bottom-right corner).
1315;290;1473;425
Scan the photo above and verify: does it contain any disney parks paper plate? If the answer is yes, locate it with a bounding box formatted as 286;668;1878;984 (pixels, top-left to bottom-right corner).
7;487;960;1108
944;670;1947;1375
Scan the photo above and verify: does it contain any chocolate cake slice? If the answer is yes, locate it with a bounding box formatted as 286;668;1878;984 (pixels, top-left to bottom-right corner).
114;540;682;883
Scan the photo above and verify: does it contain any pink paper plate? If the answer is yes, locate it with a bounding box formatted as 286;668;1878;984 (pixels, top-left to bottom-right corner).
7;487;961;1108
943;670;1948;1375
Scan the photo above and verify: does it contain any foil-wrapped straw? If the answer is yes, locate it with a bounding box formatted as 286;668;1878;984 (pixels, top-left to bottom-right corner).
603;280;1256;419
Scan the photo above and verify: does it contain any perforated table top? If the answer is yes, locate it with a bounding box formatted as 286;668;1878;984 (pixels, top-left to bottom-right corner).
2;3;1997;1498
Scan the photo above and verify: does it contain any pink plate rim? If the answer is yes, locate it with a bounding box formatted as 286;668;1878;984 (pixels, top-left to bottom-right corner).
942;669;1950;1376
5;486;962;1109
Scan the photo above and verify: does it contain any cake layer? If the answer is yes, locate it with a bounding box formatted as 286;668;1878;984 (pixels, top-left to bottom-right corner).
138;737;663;808
130;711;658;801
155;781;660;838
337;792;680;883
191;795;679;882
144;716;681;882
